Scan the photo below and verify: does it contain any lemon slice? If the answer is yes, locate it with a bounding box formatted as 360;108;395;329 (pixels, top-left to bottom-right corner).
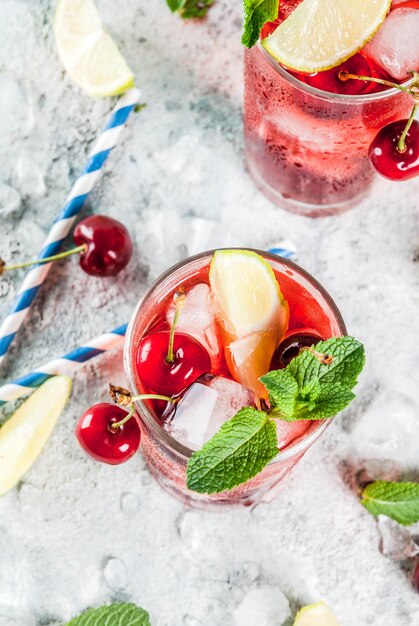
262;0;391;73
209;250;289;397
54;0;135;97
0;376;72;496
293;602;340;626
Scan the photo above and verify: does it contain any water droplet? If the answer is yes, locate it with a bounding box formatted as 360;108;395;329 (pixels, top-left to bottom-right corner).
102;557;127;591
177;511;203;555
182;616;204;626
120;492;141;515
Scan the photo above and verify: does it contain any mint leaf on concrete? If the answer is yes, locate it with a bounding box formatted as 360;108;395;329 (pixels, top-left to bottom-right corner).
242;0;278;48
166;0;215;19
288;336;365;390
186;407;278;494
260;368;298;420
66;603;151;626
361;481;419;526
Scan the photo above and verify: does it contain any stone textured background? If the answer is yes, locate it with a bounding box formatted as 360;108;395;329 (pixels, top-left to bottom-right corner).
0;1;419;624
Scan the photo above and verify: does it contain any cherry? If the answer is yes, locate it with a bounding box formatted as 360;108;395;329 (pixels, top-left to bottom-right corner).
73;215;133;277
0;214;132;279
294;54;385;95
271;333;322;369
369;119;419;181
75;402;141;465
136;330;211;396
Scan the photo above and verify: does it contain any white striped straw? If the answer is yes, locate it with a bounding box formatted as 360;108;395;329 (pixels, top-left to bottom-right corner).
0;88;141;366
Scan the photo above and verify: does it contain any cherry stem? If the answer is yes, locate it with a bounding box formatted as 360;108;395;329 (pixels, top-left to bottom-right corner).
300;346;334;365
111;393;176;430
166;289;186;364
0;244;87;275
397;103;418;153
338;71;412;95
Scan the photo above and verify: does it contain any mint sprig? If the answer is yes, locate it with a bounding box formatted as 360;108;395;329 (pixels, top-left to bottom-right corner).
66;603;151;626
187;407;278;494
166;0;215;19
186;336;365;494
262;336;364;421
361;481;419;526
242;0;278;48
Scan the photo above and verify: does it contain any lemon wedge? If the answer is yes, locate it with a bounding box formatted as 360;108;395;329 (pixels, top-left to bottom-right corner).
293;602;340;626
262;0;391;73
54;0;135;97
209;250;288;397
0;375;72;496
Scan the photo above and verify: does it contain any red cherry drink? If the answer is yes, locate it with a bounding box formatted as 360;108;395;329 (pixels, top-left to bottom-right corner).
124;250;346;509
244;1;414;216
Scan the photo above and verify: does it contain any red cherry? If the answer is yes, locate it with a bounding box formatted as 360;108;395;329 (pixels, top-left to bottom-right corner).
136;331;211;396
271;333;323;369
294;54;385;95
369;119;419;181
73;215;133;277
75;402;141;464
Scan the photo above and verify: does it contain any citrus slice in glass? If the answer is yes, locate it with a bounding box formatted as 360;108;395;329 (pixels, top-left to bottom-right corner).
293;602;340;626
0;375;72;496
209;250;289;397
54;0;134;97
262;0;392;73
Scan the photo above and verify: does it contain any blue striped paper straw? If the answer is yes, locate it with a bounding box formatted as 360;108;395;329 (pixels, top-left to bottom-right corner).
0;324;127;406
268;240;297;261
0;87;140;366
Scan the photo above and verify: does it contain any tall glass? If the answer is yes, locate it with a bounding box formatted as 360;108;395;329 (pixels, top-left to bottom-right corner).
244;45;413;217
124;250;346;509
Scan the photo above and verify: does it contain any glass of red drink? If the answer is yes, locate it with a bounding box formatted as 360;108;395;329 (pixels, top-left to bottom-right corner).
243;7;414;217
124;250;346;509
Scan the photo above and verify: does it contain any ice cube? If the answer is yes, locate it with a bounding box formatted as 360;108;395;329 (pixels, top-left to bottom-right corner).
165;376;256;450
0;181;20;215
351;390;419;467
377;515;419;560
167;283;223;370
14;153;46;198
364;9;419;80
233;586;290;626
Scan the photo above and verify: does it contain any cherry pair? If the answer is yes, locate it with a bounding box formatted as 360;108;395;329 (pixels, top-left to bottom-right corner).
76;292;211;465
1;214;132;278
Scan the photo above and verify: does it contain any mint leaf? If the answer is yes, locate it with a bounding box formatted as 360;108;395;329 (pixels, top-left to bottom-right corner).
242;0;278;48
288;336;365;391
294;382;355;421
66;603;151;626
361;481;419;526
166;0;215;19
186;407;278;494
260;369;298;419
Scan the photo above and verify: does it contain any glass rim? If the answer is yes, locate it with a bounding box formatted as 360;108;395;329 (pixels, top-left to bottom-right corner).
124;248;347;463
256;42;414;103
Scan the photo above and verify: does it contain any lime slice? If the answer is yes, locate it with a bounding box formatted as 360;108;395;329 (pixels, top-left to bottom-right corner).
209;250;289;397
54;0;135;97
294;602;340;626
262;0;391;73
0;376;72;496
